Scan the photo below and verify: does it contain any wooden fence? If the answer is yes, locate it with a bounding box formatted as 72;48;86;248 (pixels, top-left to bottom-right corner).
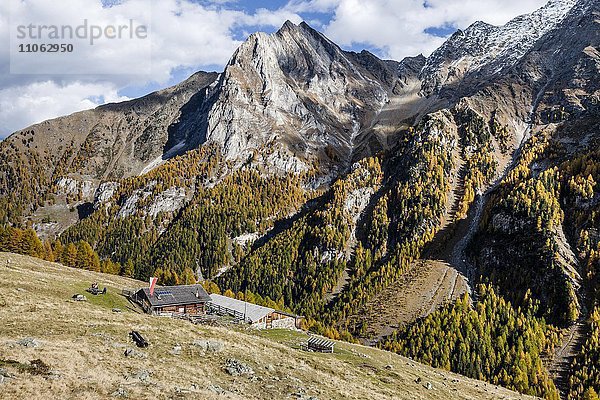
205;302;245;321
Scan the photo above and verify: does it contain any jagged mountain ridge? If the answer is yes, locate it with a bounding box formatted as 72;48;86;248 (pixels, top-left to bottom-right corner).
4;0;584;205
202;21;395;174
0;20;413;215
1;0;600;396
6;71;218;182
420;0;578;97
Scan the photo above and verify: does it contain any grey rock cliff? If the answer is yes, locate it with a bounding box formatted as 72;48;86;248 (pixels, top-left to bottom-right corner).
201;21;400;174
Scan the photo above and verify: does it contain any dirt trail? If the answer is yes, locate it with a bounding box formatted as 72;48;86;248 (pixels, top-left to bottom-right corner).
355;260;468;344
547;320;587;398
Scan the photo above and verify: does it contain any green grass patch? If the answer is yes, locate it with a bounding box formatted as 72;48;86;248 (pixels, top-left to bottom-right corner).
254;329;307;348
71;282;132;311
256;329;358;359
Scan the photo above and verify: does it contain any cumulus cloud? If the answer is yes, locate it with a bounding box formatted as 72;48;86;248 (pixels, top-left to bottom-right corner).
0;81;129;134
0;0;552;138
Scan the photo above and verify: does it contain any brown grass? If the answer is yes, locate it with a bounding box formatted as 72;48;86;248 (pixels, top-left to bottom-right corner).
353;260;468;343
0;252;534;399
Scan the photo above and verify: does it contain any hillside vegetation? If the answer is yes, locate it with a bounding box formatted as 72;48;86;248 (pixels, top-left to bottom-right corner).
0;2;599;398
0;252;532;400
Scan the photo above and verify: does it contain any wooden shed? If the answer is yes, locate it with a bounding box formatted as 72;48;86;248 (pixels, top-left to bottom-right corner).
207;294;301;329
132;284;212;315
303;336;334;353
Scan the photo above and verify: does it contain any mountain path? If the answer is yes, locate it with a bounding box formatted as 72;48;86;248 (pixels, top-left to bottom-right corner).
355;260;468;345
547;320;587;398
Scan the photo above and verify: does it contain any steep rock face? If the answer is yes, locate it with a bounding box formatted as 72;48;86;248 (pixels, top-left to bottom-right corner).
0;72;217;228
4;72;218;184
523;0;600;121
414;0;598;160
420;0;577;97
203;21;399;174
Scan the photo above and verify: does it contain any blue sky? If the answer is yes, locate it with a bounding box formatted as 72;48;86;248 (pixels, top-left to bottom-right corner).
118;0;377;100
117;0;466;99
0;0;550;137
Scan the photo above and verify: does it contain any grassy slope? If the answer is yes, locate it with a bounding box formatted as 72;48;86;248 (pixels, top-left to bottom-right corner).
0;252;534;400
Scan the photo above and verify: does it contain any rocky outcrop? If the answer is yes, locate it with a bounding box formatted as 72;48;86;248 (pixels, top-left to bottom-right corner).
203;21;400;174
420;0;577;97
146;187;190;219
55;177;96;199
93;182;119;209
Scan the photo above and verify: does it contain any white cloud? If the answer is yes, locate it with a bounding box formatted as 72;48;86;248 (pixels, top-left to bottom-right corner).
0;81;129;135
7;0;152;76
0;0;554;138
147;0;244;83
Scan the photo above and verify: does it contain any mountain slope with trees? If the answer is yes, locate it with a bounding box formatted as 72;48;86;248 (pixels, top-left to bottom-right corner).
0;0;599;397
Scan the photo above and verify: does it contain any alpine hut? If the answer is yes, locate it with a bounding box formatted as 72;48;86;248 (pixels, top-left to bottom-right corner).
132;284;212;315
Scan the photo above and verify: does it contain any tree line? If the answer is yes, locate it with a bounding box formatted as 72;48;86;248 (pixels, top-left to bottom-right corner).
382;285;560;399
0;225;122;275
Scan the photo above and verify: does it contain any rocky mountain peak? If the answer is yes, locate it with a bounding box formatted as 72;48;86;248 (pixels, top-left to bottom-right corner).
202;20;394;175
462;21;493;35
419;0;578;96
276;20;315;37
279;19;298;32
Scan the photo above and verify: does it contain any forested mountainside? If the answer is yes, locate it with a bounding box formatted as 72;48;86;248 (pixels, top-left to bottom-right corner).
1;0;599;398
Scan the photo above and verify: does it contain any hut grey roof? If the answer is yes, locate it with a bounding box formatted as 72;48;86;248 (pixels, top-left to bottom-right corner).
138;284;211;307
208;294;274;323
